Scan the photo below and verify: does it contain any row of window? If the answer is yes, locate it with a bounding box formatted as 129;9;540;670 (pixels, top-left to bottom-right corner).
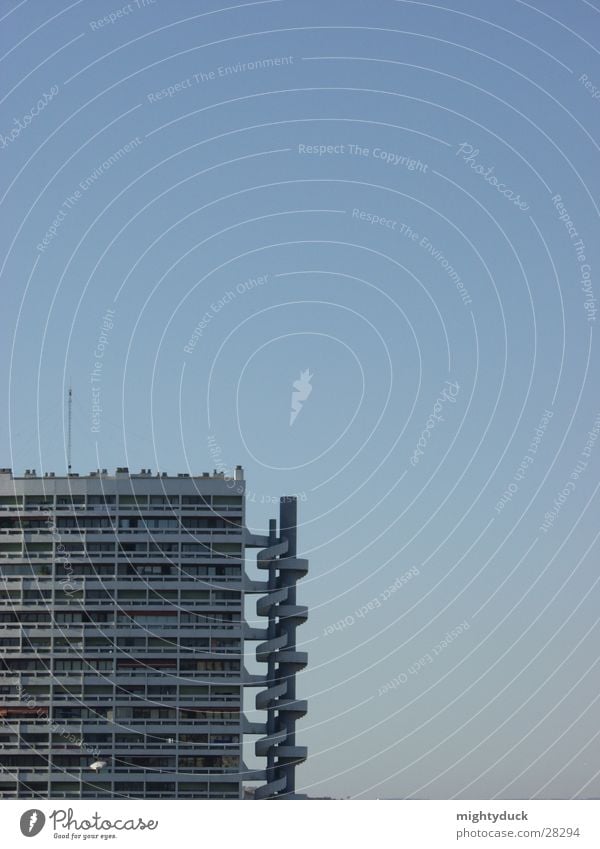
2;706;240;720
1;658;240;671
0;495;242;508
1;516;241;529
0;589;240;600
0;780;239;795
0;733;238;745
1;754;240;768
11;611;241;626
9;542;242;552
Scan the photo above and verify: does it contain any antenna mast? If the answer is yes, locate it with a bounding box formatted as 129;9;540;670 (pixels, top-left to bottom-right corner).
67;384;72;473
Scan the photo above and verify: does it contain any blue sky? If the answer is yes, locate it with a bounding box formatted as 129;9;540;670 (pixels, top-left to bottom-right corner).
1;0;600;798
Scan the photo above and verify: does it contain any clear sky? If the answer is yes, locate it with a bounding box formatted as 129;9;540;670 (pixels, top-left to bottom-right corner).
1;0;599;799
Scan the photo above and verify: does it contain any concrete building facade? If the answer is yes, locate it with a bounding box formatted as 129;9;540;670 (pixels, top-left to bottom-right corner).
0;466;307;799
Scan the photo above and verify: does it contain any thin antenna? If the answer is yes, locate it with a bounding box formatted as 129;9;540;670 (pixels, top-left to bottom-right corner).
67;384;72;473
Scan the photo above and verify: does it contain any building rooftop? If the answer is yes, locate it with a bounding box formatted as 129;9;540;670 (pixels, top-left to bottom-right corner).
0;466;244;481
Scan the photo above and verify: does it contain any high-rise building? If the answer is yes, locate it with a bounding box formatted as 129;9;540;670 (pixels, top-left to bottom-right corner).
0;466;307;799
